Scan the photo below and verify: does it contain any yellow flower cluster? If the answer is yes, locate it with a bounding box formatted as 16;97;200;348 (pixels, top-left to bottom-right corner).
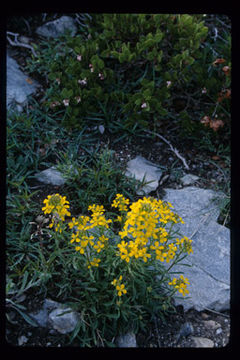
168;275;190;296
111;275;127;297
88;257;101;269
68;215;95;254
111;194;130;212
68;204;111;268
42;194;71;232
117;196;189;264
42;194;192;297
88;204;112;228
176;236;193;255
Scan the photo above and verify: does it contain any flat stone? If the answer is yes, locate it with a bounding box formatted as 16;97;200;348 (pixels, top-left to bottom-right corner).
49;307;80;334
125;156;162;195
162;187;230;312
29;298;62;327
192;337;214;348
35;166;66;186
36;16;77;38
115;332;137;347
203;320;221;330
7;54;39;111
180;173;199;186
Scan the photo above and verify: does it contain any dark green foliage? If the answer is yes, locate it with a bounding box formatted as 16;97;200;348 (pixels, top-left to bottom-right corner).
29;14;208;132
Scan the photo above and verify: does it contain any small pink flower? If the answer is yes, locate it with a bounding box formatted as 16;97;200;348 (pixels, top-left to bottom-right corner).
50;102;57;109
50;100;60;109
89;64;94;72
77;54;82;61
202;87;207;94
141;102;147;109
63;99;70;107
166;81;172;88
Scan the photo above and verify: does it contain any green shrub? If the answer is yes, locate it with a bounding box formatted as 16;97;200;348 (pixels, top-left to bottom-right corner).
30;14;208;132
176;16;231;153
55;147;144;214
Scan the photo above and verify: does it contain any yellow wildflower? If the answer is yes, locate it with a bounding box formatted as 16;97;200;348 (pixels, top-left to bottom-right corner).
111;194;130;212
111;275;127;297
168;275;190;296
88;257;101;269
42;194;71;232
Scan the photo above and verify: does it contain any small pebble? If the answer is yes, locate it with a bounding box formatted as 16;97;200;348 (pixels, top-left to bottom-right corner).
201;312;209;320
216;328;222;335
18;335;28;346
176;322;194;343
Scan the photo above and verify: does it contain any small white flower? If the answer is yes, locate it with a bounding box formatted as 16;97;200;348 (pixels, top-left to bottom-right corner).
78;78;87;85
202;87;207;94
98;73;104;80
141;102;147;108
77;54;82;61
56;78;61;85
75;96;81;103
63;99;70;106
166;81;172;88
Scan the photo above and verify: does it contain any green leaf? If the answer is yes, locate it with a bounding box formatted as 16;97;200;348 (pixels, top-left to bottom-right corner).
86;287;98;292
106;312;120;319
13;307;39;327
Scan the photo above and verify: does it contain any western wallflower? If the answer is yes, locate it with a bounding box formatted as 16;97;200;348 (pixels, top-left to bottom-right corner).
111;275;127;297
88;204;112;228
43;194;192;301
111;194;130;212
168;275;190;296
42;194;71;232
88;257;101;269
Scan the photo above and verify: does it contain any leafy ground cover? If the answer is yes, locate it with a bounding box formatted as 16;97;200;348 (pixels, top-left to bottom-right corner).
6;13;231;347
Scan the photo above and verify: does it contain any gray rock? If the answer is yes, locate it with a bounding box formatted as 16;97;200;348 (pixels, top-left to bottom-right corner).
18;335;28;346
192;337;214;348
44;298;61;311
35;167;66;186
162;187;230;312
30;308;48;327
49;307;80;334
36;16;77;38
7;54;39;111
203;320;221;330
180;174;199;186
29;298;80;335
125;156;163;195
178;322;194;339
29;298;61;327
115;332;137;347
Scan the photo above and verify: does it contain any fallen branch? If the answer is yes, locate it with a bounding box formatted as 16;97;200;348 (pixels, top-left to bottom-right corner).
144;129;190;170
7;31;37;57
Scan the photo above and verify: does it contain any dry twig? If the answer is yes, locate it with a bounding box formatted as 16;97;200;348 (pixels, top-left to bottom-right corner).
144;129;190;170
7;31;37;57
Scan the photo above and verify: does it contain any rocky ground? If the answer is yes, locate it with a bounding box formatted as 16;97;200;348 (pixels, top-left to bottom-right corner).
6;290;230;348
